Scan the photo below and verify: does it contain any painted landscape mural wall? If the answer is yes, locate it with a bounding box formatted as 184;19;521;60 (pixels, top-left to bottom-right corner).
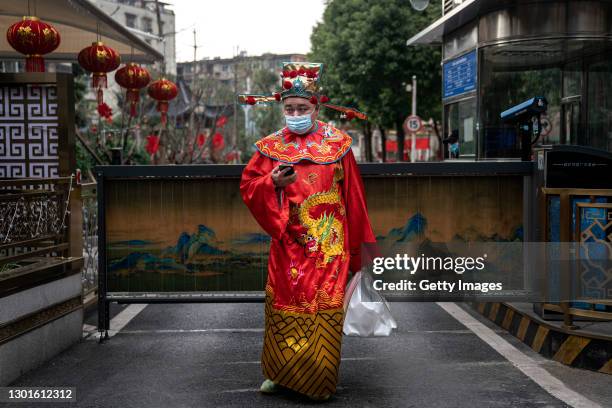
105;175;524;293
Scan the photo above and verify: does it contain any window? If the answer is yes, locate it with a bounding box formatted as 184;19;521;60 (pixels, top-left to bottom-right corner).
125;13;137;28
142;17;153;33
444;98;476;158
479;42;563;158
479;38;612;157
587;58;612;152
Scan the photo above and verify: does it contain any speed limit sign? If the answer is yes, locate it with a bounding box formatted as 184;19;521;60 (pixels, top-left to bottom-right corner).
404;115;423;133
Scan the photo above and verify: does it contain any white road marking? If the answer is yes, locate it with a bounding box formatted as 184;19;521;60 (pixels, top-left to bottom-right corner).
92;304;148;339
220;357;378;365
437;302;602;408
118;328;264;334
82;324;97;332
219;388;259;394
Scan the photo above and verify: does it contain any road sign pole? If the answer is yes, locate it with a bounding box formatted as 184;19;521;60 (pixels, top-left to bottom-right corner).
411;75;417;116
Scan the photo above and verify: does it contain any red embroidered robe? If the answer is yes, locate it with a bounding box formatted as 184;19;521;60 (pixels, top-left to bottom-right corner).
240;121;376;398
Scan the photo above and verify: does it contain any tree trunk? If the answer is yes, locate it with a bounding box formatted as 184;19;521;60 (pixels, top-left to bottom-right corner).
380;126;387;163
363;121;373;162
396;118;405;162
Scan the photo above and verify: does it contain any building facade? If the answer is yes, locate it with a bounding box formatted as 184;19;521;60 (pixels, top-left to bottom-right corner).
93;0;176;75
177;52;306;90
178;52;306;141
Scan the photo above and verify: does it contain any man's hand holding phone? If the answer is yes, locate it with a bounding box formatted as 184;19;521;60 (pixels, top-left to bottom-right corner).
272;164;297;187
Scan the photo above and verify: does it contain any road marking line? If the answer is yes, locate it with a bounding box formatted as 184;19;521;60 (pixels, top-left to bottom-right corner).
113;328;500;335
219;388;259;394
118;328;265;334
82;324;97;332
106;304;148;338
220;357;378;365
437;302;601;408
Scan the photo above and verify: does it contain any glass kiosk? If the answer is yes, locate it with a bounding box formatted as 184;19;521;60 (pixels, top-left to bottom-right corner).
408;0;612;160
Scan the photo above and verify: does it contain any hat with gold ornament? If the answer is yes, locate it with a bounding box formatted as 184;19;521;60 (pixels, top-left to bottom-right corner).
237;61;367;121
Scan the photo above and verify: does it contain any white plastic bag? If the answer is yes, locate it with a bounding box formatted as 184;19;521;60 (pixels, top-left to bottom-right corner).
342;270;397;336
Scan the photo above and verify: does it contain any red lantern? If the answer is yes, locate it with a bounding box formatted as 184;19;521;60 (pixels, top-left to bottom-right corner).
115;63;151;117
6;16;60;72
78;42;121;106
147;78;178;126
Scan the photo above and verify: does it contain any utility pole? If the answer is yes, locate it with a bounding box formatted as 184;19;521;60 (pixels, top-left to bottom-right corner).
410;75;417;162
233;45;239;152
189;29;198;148
154;0;165;74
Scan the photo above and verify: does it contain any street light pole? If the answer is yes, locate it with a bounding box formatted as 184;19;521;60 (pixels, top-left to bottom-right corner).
410;75;417;162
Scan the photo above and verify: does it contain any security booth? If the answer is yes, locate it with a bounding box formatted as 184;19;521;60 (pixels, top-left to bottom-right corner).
407;0;612;160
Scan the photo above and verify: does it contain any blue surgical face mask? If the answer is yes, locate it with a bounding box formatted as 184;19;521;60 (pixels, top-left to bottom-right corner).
285;113;313;135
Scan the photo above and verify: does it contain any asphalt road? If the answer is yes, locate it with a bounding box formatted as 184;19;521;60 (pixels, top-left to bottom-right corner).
7;302;611;408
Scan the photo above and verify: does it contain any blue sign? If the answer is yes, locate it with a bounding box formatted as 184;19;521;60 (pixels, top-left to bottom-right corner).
443;50;477;99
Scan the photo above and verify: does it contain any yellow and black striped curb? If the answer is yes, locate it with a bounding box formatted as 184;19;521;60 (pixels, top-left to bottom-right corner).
472;302;612;375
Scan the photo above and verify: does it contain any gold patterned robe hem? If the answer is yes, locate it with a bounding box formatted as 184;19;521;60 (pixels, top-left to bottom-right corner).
261;298;344;398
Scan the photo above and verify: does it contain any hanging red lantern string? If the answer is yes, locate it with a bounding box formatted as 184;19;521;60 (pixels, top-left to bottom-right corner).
147;78;178;126
6;16;60;72
115;63;151;117
78;41;120;106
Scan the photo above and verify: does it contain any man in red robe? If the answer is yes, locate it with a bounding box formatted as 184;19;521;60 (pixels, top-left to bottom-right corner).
239;62;376;400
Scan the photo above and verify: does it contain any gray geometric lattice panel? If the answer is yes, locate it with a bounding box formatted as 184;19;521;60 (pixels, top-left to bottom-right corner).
0;84;59;178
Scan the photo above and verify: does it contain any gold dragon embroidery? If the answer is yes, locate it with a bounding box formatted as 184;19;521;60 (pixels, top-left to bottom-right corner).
297;183;345;266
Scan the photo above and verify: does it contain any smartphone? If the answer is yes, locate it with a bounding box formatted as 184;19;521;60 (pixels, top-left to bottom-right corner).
279;164;295;176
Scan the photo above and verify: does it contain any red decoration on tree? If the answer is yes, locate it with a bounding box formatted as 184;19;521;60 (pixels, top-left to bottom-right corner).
320;95;330;103
345;111;356;120
212;132;225;150
147;78;178;126
78;42;121;106
216;116;228;128
115;63;151;117
283;80;293;90
196;133;207;148
273;92;281;101
6;16;60;72
309;95;318;105
145;135;160;156
97;102;113;123
246;96;256;105
225;150;238;163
